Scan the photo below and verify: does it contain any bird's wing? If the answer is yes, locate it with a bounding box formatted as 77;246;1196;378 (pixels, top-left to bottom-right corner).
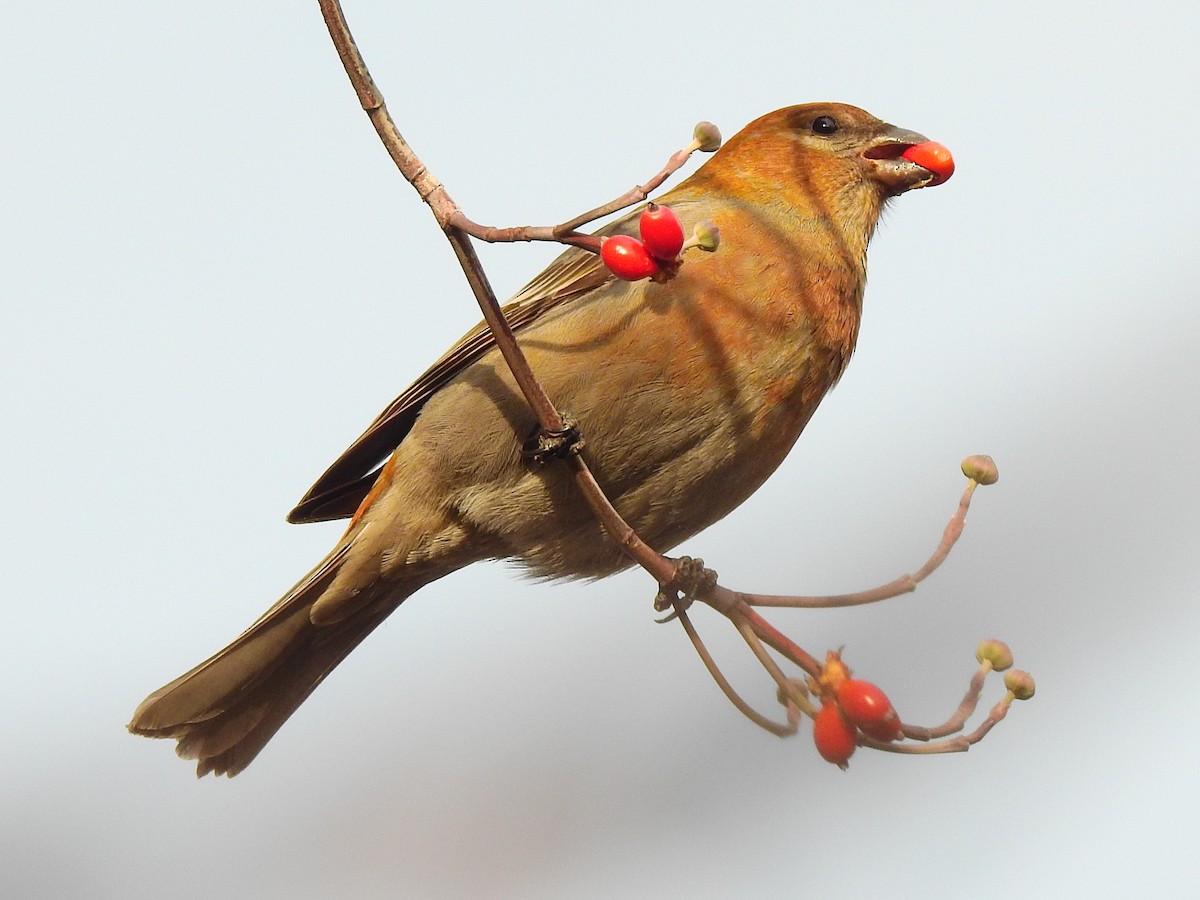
287;243;613;523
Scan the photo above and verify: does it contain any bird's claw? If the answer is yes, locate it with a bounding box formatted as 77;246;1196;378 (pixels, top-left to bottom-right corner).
522;412;585;464
653;556;718;621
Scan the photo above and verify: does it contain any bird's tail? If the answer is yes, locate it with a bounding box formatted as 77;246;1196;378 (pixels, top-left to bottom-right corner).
128;543;421;777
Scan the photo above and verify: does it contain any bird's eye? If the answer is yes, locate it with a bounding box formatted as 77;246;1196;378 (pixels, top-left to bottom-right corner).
811;116;839;135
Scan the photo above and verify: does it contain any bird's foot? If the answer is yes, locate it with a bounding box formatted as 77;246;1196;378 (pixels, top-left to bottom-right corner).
522;412;585;464
654;556;718;621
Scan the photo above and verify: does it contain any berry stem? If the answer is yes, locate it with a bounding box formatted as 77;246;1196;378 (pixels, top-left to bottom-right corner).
733;616;818;718
673;604;798;736
741;467;987;609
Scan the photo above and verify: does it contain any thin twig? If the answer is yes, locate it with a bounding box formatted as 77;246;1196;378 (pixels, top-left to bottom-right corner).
901;661;991;742
554;139;707;235
863;735;971;755
742;477;980;609
318;2;452;222
447;135;709;249
564;455;679;584
865;692;1015;755
319;1;568;437
675;606;795;736
729;598;824;679
732;617;815;721
317;0;679;591
912;480;976;583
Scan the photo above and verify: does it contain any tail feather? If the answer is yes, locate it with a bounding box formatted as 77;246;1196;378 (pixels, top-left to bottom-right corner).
129;545;418;777
183;601;400;777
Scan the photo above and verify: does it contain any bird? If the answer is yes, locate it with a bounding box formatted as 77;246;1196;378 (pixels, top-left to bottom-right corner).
129;102;953;776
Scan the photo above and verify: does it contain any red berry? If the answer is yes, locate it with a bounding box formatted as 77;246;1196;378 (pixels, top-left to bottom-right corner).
835;679;901;742
638;203;685;260
813;702;857;769
600;235;660;281
901;141;955;185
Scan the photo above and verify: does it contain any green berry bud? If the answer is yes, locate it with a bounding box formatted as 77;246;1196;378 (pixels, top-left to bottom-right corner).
692;220;721;252
1004;670;1036;700
692;121;722;153
961;454;999;485
976;639;1014;671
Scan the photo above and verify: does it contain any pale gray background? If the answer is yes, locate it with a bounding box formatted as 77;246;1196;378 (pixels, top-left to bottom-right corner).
4;2;1198;897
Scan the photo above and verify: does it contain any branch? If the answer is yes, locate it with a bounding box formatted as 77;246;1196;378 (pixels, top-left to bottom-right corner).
738;470;987;609
449;121;721;248
317;0;678;589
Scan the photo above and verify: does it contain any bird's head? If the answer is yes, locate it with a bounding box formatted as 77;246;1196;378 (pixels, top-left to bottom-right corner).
685;102;954;259
713;101;953;196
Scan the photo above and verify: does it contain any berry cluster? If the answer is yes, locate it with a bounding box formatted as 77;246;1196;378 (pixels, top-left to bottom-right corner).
811;652;902;769
599;203;688;281
804;639;1034;769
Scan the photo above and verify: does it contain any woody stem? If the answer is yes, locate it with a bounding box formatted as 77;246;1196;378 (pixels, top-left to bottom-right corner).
317;0;679;590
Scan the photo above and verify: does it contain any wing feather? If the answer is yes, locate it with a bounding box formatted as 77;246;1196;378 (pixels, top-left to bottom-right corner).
287;244;611;523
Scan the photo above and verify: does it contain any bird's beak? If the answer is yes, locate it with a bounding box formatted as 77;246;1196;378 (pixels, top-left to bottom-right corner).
861;125;947;193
